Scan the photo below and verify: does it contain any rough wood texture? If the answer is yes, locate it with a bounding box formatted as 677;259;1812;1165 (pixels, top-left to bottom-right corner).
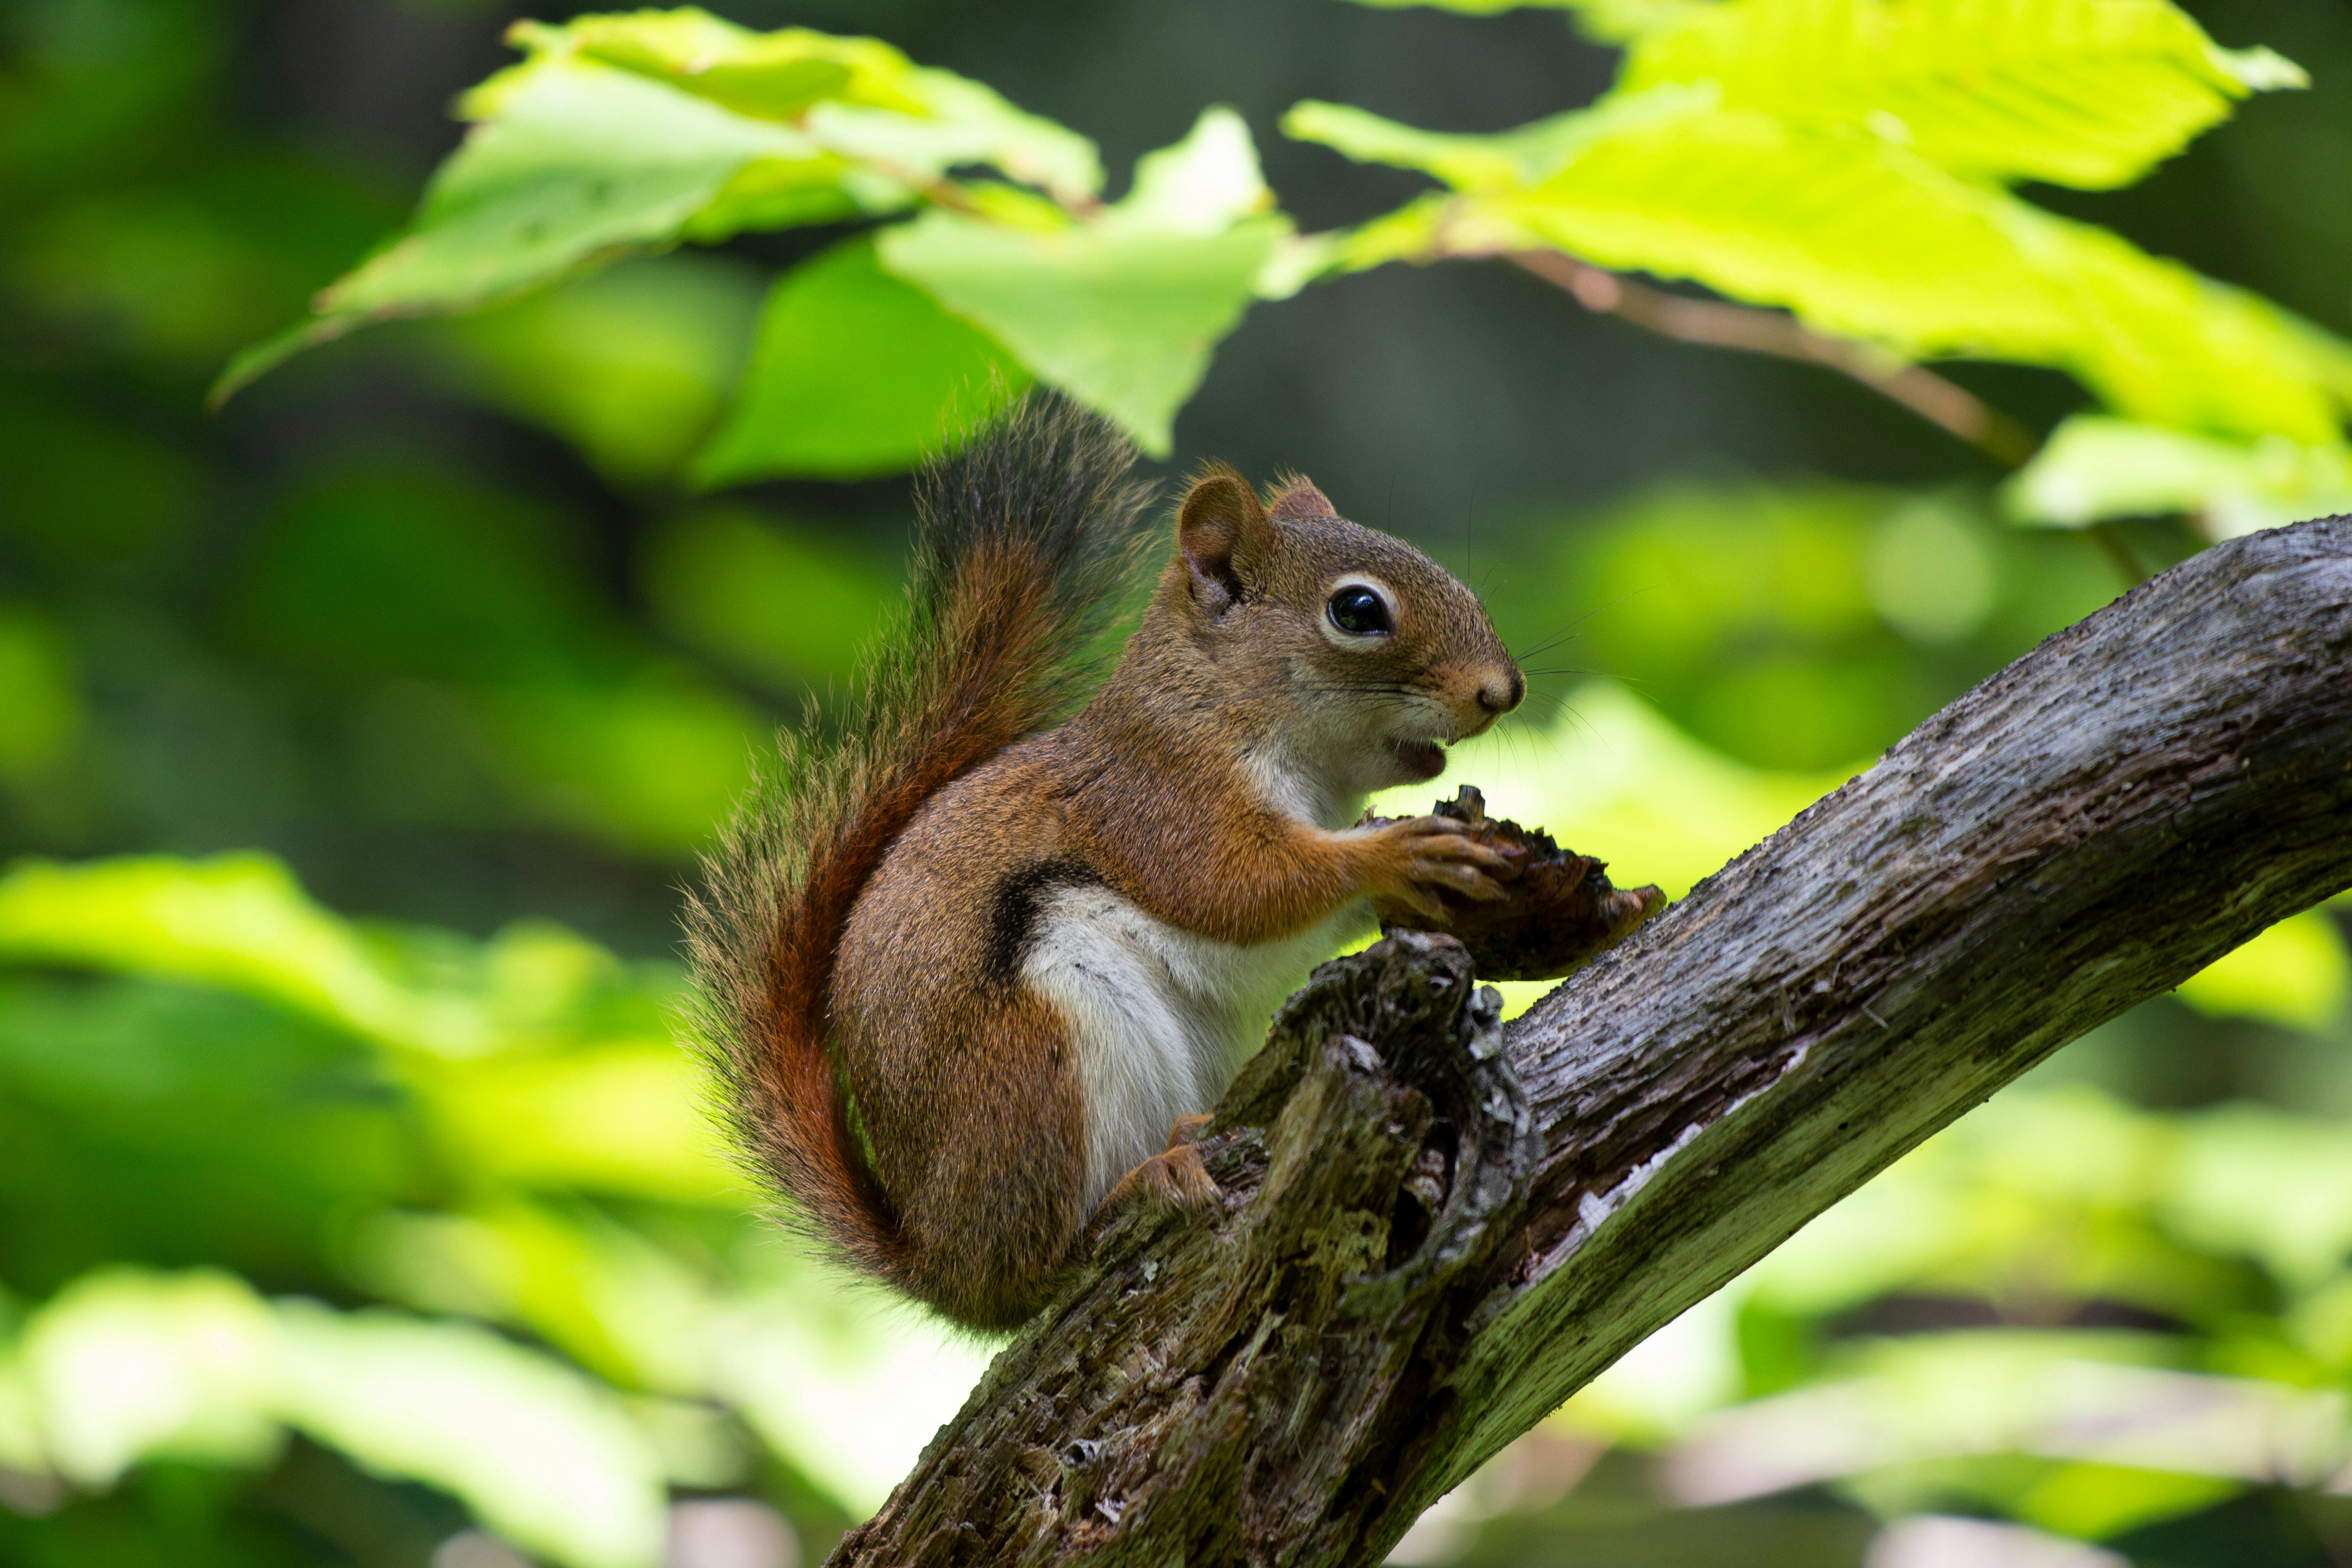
833;517;2352;1567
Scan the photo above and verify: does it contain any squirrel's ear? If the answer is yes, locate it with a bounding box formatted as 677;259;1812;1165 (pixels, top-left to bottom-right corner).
1177;467;1270;617
1268;477;1337;524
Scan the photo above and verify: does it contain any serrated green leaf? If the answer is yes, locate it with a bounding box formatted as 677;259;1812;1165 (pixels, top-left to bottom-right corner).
492;8;1099;203
327;62;809;322
218;9;1102;398
879;108;1285;454
2006;415;2352;538
692;237;1026;485
1331;0;1707;41
209;61;809;409
1288;90;2352;441
1623;0;2306;190
488;12;911;122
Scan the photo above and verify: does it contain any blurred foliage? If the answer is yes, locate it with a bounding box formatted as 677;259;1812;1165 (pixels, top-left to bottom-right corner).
4;0;2351;1563
0;854;987;1565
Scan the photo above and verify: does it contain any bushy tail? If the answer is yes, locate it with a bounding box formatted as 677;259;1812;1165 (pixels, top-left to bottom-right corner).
684;392;1152;1285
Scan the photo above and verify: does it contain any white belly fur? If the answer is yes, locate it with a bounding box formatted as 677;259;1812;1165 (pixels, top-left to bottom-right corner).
1023;883;1361;1210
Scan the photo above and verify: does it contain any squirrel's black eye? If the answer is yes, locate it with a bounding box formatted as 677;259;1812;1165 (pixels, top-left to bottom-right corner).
1327;584;1393;637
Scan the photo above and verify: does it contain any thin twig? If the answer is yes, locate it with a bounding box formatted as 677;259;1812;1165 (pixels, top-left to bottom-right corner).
1507;250;2040;467
1506;250;2152;586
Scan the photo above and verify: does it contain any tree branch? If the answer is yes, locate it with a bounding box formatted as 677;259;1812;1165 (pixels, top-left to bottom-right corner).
834;517;2352;1566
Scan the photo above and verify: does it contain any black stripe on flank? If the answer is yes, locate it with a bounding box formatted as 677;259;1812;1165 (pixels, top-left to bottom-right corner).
983;858;1098;987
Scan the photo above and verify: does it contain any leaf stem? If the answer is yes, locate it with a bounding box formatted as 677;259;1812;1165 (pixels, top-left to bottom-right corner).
1507;250;2040;466
1506;250;2148;586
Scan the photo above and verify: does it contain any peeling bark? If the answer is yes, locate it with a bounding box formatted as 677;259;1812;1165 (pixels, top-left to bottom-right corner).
833;516;2352;1567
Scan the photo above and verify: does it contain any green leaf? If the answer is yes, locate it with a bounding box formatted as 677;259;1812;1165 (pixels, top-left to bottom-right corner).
275;1298;667;1568
879;108;1287;454
1286;90;2352;441
2174;911;2350;1032
349;1200;718;1393
1330;0;1707;42
430;254;764;486
2006;415;2352;538
216;9;1102;399
0;855;686;1067
21;1269;282;1487
211;61;811;405
20;1268;678;1568
692;237;1027;485
1621;0;2306;190
328;62;807;321
491;9;1100;203
0;854;485;1058
415;1041;743;1205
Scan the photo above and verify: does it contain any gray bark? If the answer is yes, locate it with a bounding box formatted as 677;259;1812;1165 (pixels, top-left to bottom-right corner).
832;516;2352;1567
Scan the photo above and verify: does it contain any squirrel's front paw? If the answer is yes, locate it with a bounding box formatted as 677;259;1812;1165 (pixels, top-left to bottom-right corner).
1368;814;1516;918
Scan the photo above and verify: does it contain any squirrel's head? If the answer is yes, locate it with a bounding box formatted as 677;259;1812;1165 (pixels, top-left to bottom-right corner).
1160;465;1523;799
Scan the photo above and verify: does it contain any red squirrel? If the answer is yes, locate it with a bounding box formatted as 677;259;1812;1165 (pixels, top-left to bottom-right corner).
688;394;1524;1331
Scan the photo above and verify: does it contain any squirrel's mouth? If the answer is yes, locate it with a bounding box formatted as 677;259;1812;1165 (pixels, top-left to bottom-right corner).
1389;737;1449;780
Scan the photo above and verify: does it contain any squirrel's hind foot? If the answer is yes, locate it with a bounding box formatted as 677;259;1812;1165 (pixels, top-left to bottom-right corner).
1089;1118;1223;1246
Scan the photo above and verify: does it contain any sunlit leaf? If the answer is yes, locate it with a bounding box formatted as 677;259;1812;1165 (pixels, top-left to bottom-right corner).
20;1269;281;1486
216;9;1103;401
2007;415;2352;539
2177;912;2351;1031
1286;90;2352;440
417;1042;744;1205
491;9;1099;203
880;108;1287;454
328;62;803;314
2017;1460;2242;1541
1332;0;1706;41
214;61;811;404
2166;1111;2352;1291
0;856;685;1079
349;1201;717;1392
1741;1087;2235;1327
710;1294;990;1514
275;1298;667;1568
692;236;1026;485
0;854;486;1057
1621;0;2305;190
1663;1332;2323;1505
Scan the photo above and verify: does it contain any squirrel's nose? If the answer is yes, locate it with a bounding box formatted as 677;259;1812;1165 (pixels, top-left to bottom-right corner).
1477;668;1525;716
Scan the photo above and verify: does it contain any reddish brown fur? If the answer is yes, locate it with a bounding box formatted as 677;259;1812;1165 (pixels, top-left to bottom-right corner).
694;399;1522;1332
